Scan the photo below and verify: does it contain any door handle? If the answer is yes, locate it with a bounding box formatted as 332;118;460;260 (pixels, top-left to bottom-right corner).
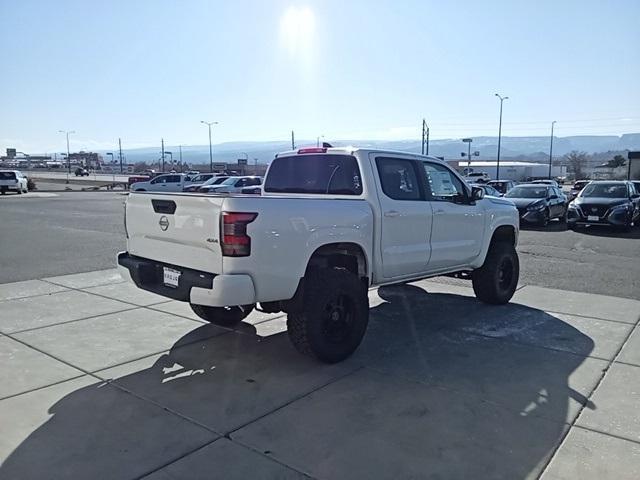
384;210;400;218
434;208;446;215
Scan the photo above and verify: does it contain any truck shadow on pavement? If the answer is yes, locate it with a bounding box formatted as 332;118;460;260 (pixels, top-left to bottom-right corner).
1;285;597;479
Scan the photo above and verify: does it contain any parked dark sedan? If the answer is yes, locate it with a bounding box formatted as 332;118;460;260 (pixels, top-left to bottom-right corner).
568;181;640;231
504;184;568;226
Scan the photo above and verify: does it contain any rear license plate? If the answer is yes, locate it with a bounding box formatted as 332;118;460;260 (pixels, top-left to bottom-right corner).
587;215;599;221
163;267;181;288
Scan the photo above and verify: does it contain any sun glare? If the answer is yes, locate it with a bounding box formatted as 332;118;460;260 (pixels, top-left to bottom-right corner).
280;6;315;56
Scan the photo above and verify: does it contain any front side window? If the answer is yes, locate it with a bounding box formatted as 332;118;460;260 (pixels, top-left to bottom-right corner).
376;157;421;201
150;176;166;184
423;162;466;202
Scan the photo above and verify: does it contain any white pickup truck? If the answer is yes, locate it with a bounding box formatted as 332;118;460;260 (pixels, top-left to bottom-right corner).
119;147;519;363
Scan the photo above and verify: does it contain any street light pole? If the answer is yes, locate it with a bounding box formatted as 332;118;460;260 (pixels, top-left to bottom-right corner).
118;138;123;173
494;93;508;180
462;138;473;169
548;121;556;179
59;130;75;182
201;121;219;173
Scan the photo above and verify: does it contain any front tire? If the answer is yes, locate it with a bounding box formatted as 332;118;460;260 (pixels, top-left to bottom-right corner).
190;304;254;327
287;268;369;363
540;209;549;227
472;241;519;305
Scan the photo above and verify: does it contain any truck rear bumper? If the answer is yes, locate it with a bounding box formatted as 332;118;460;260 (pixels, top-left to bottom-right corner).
117;252;256;307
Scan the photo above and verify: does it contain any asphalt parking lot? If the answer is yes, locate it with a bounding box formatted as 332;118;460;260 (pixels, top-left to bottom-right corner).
1;191;639;299
1;191;639;479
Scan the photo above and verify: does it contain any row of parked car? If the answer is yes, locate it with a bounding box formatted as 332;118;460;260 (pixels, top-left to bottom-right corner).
130;173;263;195
469;178;640;231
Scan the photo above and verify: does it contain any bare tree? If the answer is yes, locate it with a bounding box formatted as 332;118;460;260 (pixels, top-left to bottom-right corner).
606;155;626;168
565;150;588;179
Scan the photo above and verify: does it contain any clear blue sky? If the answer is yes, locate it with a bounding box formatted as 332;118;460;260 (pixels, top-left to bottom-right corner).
1;0;639;154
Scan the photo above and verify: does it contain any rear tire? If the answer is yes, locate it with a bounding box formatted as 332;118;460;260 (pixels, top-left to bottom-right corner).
472;241;519;305
190;304;254;327
287;268;369;363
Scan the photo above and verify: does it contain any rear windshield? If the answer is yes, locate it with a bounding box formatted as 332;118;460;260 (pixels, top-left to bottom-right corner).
264;154;362;195
0;172;16;180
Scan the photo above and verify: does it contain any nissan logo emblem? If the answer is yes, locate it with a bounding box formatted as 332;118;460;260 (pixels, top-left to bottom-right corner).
159;216;170;231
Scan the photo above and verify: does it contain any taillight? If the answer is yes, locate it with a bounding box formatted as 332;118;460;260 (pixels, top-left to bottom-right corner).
221;212;258;257
298;147;327;154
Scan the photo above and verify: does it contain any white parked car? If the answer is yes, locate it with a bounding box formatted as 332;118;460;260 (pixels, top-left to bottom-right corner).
0;170;29;195
199;176;262;194
183;174;226;192
119;147;519;363
463;171;490;184
130;173;190;192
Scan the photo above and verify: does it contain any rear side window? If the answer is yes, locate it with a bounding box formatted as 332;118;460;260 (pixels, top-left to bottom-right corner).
376;157;421;201
0;172;17;180
265;155;362;195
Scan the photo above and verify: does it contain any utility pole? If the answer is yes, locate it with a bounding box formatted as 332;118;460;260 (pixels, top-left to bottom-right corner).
291;130;295;150
179;145;183;171
548;121;556;179
421;119;430;155
495;93;508;180
161;138;165;173
201;121;218;173
118;138;123;173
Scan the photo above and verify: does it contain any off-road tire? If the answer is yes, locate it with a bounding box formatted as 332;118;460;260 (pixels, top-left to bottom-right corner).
190;304;254;326
472;241;519;305
287;267;369;363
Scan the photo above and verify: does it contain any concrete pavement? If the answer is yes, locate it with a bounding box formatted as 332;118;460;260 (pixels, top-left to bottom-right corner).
1;269;639;479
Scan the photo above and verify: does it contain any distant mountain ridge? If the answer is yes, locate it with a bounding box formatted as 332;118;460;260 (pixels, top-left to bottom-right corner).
107;133;640;165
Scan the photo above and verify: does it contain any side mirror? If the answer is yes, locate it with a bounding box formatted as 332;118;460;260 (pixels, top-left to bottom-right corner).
471;186;485;201
631;193;640;199
549;194;558;200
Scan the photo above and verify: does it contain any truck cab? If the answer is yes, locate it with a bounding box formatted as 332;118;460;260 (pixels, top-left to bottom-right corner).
119;147;519;363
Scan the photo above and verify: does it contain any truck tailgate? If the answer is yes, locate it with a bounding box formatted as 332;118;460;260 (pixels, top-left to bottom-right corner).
125;193;225;274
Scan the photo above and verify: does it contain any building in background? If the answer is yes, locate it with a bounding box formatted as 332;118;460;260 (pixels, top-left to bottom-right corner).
456;161;567;182
68;151;102;169
0;148;51;168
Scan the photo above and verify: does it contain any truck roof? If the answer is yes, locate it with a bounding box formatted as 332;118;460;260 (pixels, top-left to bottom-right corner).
275;146;445;163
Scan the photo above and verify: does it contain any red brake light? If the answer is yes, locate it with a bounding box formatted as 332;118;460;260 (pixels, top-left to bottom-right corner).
297;147;327;154
221;212;258;257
